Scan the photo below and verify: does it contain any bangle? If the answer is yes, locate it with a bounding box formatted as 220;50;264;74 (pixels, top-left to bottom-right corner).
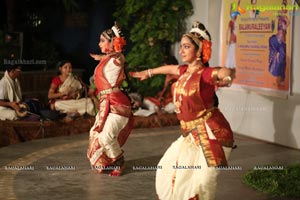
147;69;153;78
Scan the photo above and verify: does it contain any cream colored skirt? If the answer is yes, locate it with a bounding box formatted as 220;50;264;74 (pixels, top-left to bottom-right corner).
156;134;231;200
54;98;95;116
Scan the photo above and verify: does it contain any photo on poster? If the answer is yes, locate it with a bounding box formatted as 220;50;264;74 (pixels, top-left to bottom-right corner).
220;0;298;98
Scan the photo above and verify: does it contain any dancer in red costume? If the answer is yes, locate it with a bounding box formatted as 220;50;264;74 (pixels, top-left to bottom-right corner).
130;21;235;199
87;22;134;176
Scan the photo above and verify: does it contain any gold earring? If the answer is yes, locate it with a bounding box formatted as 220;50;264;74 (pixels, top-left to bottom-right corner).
196;53;201;60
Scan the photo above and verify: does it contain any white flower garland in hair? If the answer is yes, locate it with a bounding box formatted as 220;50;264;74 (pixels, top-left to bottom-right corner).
190;28;210;41
112;26;120;37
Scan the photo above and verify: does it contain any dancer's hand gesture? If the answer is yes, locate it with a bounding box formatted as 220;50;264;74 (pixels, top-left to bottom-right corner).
129;70;149;81
89;53;103;61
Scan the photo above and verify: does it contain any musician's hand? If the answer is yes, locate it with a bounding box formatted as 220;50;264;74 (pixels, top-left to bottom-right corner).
62;96;69;100
70;91;80;99
129;71;149;81
10;102;20;111
63;87;73;96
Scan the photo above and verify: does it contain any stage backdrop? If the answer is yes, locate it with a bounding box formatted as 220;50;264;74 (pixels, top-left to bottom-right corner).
220;0;297;98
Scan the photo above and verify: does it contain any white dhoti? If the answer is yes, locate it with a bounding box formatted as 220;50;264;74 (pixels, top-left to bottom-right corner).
142;99;175;114
88;113;129;166
0;107;18;120
142;99;159;112
164;102;175;114
156;134;231;200
54;98;95;116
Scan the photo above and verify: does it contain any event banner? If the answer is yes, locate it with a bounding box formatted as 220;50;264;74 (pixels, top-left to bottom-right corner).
220;0;298;98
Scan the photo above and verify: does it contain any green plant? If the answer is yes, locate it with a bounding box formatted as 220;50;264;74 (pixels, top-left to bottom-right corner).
243;164;300;197
114;0;193;96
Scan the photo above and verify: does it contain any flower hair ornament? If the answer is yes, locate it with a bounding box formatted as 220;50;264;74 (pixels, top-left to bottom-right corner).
201;40;212;63
190;21;211;41
111;22;122;37
189;21;212;63
102;22;126;52
112;22;126;52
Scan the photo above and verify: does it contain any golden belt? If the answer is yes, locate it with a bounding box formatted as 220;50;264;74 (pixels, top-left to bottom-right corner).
99;87;120;95
180;111;212;137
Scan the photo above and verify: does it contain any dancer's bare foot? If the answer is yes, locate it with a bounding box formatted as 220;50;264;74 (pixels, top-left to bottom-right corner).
109;164;125;176
109;156;125;176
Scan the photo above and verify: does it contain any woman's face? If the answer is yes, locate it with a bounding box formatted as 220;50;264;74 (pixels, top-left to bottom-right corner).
60;62;72;76
179;36;198;63
99;35;112;53
251;0;257;5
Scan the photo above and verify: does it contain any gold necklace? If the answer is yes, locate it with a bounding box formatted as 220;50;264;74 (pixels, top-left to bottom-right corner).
186;64;203;73
173;72;193;113
173;66;204;113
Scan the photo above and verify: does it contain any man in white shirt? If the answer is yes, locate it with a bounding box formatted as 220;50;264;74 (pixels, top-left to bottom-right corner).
0;65;22;120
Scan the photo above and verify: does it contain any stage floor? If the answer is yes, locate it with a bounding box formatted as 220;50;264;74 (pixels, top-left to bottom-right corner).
0;126;299;200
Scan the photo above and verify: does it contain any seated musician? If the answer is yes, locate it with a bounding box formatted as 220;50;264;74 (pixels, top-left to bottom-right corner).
0;64;43;120
0;65;23;120
142;74;178;114
143;56;179;114
48;60;95;116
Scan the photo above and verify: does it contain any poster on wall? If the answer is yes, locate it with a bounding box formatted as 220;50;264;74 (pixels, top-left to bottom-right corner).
220;0;298;98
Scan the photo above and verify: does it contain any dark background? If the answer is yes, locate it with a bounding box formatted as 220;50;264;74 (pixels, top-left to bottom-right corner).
1;0;117;83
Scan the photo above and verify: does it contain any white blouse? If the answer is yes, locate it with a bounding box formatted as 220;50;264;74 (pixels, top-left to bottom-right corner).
103;58;121;86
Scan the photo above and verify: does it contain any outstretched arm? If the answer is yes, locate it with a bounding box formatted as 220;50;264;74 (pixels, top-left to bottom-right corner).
89;53;105;61
129;65;179;80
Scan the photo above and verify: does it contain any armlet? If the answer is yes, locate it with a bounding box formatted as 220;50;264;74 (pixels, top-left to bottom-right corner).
211;67;221;84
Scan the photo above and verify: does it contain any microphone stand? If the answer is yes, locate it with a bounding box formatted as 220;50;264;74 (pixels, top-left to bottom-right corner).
83;85;89;118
